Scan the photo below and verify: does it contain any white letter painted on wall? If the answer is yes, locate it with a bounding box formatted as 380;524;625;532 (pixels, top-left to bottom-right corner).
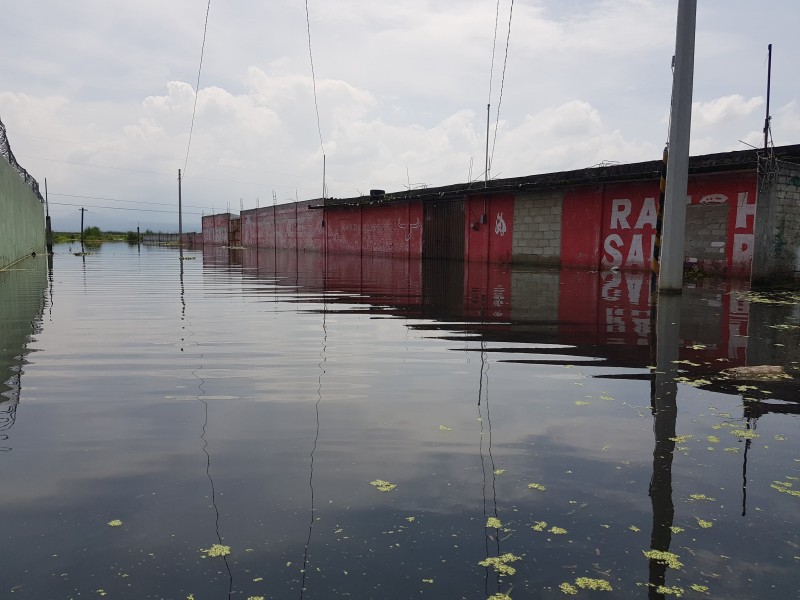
495;212;507;236
735;192;756;230
602;234;624;267
610;199;631;229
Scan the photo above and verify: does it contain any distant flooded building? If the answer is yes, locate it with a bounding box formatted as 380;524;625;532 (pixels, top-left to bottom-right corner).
202;145;800;282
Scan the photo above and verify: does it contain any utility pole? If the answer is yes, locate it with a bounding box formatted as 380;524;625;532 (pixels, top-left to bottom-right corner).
658;0;697;293
485;103;490;187
79;207;88;246
764;43;772;151
178;169;183;247
45;178;53;254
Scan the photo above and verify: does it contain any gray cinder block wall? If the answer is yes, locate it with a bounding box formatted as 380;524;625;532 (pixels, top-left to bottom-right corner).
512;190;563;264
752;159;800;284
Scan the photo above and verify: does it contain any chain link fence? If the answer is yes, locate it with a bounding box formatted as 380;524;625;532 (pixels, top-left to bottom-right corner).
0;114;44;203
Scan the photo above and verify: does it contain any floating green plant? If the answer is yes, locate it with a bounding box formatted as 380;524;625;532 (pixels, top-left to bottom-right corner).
422;578;434;584
532;521;547;532
643;549;683;569
670;435;693;443
730;429;759;439
438;425;453;431
406;516;416;522
697;519;713;528
707;435;720;444
575;577;612;591
549;526;567;535
771;481;800;498
201;544;231;558
370;479;397;492
574;400;590;406
494;469;506;475
775;434;786;441
690;584;709;592
670;526;684;534
107;519;123;527
560;582;578;595
656;585;684;597
723;447;741;453
486;517;503;529
689;494;715;502
527;483;546;491
629;525;641;532
247;596;265;600
487;594;512;600
478;553;521;576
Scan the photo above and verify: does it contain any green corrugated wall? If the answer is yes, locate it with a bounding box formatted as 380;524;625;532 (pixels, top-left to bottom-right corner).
0;157;45;270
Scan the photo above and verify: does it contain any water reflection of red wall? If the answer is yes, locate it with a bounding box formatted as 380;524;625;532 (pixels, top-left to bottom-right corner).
463;260;512;320
557;269;749;365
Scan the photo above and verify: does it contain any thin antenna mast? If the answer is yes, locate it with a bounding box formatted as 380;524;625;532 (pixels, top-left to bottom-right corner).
764;43;772;151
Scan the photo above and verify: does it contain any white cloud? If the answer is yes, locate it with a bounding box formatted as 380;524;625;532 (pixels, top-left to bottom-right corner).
693;95;764;127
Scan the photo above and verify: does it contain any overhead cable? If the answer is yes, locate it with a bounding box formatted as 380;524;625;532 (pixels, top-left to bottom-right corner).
184;0;212;175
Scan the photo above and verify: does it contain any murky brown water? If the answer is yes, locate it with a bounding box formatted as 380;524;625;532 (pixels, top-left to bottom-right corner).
1;243;799;599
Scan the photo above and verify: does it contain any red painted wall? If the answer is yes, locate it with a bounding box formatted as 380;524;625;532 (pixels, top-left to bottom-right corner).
465;194;514;263
325;202;423;258
561;172;757;273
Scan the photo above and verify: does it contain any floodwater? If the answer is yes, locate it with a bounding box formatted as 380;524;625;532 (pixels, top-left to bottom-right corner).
1;243;799;600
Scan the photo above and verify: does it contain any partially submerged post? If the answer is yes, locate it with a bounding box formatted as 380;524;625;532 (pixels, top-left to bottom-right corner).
659;0;697;293
45;178;53;255
178;169;183;254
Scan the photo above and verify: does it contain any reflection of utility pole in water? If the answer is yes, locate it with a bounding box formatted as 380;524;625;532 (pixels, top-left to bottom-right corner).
648;294;680;599
300;286;326;599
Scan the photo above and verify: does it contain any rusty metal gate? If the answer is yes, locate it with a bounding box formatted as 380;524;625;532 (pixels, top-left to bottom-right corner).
423;200;465;260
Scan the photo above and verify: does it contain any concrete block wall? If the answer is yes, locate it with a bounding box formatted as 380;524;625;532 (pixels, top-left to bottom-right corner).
752;160;800;282
512;190;563;264
685;204;729;262
0;158;45;269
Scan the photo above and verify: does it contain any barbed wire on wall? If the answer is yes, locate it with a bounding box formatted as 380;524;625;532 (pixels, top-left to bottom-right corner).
0;115;44;203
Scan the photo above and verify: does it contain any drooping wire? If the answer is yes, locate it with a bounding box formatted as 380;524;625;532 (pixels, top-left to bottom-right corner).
184;0;212;176
305;1;326;156
487;0;502;105
489;0;514;175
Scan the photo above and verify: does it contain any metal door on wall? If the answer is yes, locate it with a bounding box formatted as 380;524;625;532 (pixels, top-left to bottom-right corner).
423;200;465;260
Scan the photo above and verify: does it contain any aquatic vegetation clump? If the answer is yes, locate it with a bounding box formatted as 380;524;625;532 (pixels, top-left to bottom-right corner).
670;526;684;534
370;479;397;492
730;429;759;439
689;494;715;502
771;481;800;498
107;519;123;527
487;594;512;600
548;526;568;535
706;435;720;444
629;525;641;532
422;579;434;584
574;400;590;406
575;577;612;591
247;596;265;600
697;519;713;528
643;549;683;569
690;584;709;592
486;517;503;529
527;483;546;491
494;469;506;475
669;435;693;443
656;585;684;597
438;425;453;431
532;521;547;532
478;553;521;576
559;582;578;595
723;447;740;453
201;544;231;558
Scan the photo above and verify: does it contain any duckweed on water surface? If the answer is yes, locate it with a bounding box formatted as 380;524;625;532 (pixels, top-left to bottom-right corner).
697;519;713;528
486;516;503;528
656;585;684;597
527;482;546;491
369;479;397;492
532;521;547;531
689;494;715;502
771;481;800;497
643;549;683;569
559;582;578;595
106;519;123;527
690;584;709;592
478;553;521;575
201;544;231;557
574;577;612;591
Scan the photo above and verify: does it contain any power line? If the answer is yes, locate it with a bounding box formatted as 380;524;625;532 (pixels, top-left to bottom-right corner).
305;0;325;155
488;0;502;104
49;200;204;215
51;192;207;210
490;0;514;173
184;0;212;175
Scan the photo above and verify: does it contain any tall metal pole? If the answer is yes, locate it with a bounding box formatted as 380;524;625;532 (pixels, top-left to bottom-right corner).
485;103;490;186
764;43;772;151
45;178;53;254
178;169;183;247
79;207;87;247
658;0;697;293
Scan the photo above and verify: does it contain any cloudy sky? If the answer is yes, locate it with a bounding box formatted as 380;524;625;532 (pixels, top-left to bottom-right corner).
2;0;798;232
